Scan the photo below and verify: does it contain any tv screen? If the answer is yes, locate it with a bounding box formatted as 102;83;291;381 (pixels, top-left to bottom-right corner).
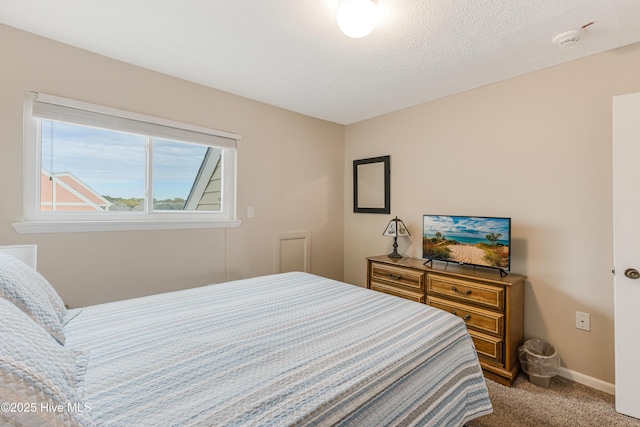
423;215;511;272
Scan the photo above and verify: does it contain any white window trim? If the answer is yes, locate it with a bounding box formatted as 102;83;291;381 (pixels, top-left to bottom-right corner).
12;219;242;234
13;92;242;234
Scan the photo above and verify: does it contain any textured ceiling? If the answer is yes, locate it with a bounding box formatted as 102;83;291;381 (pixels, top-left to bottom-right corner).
1;0;640;124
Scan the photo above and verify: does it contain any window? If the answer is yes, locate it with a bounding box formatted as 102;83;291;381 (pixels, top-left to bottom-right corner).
15;92;240;233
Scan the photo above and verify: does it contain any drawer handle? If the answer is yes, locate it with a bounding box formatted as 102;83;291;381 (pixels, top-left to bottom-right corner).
388;273;403;280
451;310;471;321
451;286;472;296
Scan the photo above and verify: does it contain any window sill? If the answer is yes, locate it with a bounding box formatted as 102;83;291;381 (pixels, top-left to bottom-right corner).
12;219;242;234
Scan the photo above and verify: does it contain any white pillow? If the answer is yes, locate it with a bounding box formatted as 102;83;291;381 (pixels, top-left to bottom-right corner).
0;253;66;344
0;297;93;427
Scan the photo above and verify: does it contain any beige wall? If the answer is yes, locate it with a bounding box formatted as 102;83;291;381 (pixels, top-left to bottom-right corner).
4;20;640;388
344;43;640;386
0;24;345;308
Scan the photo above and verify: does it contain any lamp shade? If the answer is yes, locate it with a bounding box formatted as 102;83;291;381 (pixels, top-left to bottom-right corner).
337;0;379;38
383;216;410;237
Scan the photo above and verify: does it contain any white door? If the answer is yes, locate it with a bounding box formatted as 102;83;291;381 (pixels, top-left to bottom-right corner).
613;92;640;419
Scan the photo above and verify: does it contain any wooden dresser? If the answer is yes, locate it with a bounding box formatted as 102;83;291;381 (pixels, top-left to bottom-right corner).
367;255;526;386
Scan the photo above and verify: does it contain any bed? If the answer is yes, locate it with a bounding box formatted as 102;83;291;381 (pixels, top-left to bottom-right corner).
0;251;492;427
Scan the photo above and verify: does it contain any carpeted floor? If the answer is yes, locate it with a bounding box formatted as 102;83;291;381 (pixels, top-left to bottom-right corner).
468;373;640;427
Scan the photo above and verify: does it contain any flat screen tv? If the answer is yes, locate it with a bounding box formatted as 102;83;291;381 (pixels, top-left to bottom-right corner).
423;215;511;274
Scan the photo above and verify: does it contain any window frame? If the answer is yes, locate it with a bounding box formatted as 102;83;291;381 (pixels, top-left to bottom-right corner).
14;92;241;234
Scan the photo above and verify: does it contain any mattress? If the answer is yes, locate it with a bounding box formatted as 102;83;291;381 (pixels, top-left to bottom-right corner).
63;272;492;426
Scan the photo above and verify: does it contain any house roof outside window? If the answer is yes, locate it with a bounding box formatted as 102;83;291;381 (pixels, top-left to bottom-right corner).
40;169;112;212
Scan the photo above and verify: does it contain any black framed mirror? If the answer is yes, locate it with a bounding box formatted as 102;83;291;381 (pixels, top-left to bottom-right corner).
353;155;390;214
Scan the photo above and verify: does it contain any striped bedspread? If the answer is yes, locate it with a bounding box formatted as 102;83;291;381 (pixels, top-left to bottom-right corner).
64;272;492;426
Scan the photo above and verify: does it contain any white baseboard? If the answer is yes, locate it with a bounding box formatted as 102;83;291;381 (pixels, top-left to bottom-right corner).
557;366;615;395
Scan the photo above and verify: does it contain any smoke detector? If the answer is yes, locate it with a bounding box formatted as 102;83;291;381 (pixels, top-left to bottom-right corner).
553;28;584;47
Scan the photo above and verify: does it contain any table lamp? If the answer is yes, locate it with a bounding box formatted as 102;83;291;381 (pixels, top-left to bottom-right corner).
383;216;410;258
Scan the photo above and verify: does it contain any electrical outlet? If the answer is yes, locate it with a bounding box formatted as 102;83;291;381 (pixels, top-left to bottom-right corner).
576;311;591;331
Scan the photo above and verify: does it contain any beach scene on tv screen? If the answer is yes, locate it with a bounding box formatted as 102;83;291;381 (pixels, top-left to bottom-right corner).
423;216;510;269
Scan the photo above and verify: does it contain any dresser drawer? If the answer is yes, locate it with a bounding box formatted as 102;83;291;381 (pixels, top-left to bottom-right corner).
468;329;503;363
427;296;504;337
371;282;425;303
370;262;425;292
427;274;504;310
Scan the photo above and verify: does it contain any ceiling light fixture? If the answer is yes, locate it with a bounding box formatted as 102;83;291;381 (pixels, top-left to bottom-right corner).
337;0;379;38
